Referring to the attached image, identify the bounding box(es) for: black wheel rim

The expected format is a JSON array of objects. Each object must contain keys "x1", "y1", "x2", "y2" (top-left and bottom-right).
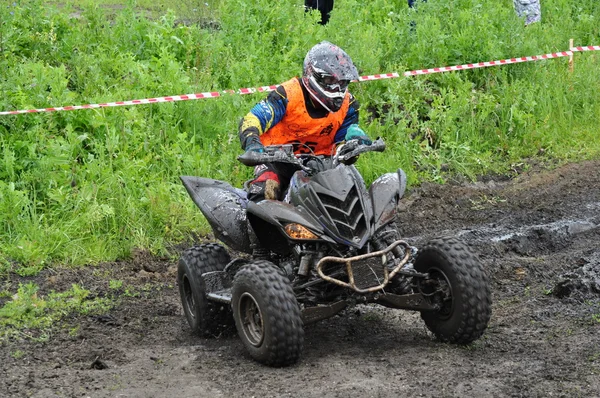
[
  {"x1": 238, "y1": 292, "x2": 264, "y2": 347},
  {"x1": 182, "y1": 274, "x2": 196, "y2": 320},
  {"x1": 420, "y1": 267, "x2": 454, "y2": 320}
]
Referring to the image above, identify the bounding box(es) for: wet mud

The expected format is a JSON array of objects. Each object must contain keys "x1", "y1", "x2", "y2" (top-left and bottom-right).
[{"x1": 2, "y1": 160, "x2": 599, "y2": 398}]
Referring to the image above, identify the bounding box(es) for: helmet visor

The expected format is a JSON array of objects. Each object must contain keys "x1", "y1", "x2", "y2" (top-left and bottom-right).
[{"x1": 314, "y1": 74, "x2": 350, "y2": 94}]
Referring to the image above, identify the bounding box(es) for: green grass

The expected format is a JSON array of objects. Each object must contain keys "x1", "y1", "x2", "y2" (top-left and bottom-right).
[
  {"x1": 0, "y1": 0, "x2": 599, "y2": 273},
  {"x1": 0, "y1": 282, "x2": 113, "y2": 341}
]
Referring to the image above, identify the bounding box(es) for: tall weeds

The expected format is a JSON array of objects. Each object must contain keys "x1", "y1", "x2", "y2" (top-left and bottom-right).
[{"x1": 0, "y1": 0, "x2": 599, "y2": 271}]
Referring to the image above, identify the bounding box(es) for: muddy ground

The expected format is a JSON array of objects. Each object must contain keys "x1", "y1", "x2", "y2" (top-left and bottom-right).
[{"x1": 1, "y1": 160, "x2": 599, "y2": 398}]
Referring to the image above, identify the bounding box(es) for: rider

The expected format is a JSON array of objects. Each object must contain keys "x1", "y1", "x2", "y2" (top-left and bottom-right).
[{"x1": 238, "y1": 41, "x2": 373, "y2": 201}]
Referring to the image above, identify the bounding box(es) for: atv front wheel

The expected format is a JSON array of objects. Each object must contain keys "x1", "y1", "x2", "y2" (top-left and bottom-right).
[
  {"x1": 232, "y1": 260, "x2": 304, "y2": 367},
  {"x1": 177, "y1": 243, "x2": 232, "y2": 336},
  {"x1": 414, "y1": 237, "x2": 491, "y2": 344}
]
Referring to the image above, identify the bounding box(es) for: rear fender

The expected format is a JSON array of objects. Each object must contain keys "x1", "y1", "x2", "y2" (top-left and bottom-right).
[
  {"x1": 369, "y1": 169, "x2": 407, "y2": 231},
  {"x1": 180, "y1": 176, "x2": 252, "y2": 253}
]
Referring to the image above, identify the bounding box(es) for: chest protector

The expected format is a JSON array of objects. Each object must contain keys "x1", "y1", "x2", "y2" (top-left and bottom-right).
[{"x1": 260, "y1": 78, "x2": 350, "y2": 156}]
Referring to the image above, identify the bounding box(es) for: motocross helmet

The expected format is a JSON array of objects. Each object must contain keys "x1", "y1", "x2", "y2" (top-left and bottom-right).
[{"x1": 302, "y1": 41, "x2": 359, "y2": 112}]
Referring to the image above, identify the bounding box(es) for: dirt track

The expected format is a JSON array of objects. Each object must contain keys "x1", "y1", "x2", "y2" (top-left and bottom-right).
[{"x1": 2, "y1": 160, "x2": 599, "y2": 398}]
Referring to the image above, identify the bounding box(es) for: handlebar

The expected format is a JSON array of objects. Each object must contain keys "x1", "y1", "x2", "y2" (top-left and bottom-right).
[
  {"x1": 334, "y1": 138, "x2": 385, "y2": 166},
  {"x1": 237, "y1": 138, "x2": 386, "y2": 170},
  {"x1": 237, "y1": 144, "x2": 300, "y2": 167}
]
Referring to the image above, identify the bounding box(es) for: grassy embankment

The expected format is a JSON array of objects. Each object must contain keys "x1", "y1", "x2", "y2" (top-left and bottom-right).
[{"x1": 0, "y1": 0, "x2": 599, "y2": 275}]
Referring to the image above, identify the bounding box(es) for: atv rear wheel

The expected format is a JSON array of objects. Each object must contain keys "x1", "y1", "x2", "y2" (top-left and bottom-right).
[
  {"x1": 232, "y1": 260, "x2": 304, "y2": 367},
  {"x1": 414, "y1": 237, "x2": 492, "y2": 344},
  {"x1": 177, "y1": 243, "x2": 232, "y2": 336}
]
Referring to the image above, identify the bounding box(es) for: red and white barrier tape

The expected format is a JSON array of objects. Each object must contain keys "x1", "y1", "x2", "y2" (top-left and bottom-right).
[{"x1": 1, "y1": 45, "x2": 598, "y2": 116}]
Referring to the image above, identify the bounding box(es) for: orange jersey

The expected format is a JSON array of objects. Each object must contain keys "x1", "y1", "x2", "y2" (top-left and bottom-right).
[{"x1": 259, "y1": 78, "x2": 350, "y2": 156}]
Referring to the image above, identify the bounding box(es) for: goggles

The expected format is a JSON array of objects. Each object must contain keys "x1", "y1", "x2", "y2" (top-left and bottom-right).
[{"x1": 315, "y1": 74, "x2": 350, "y2": 93}]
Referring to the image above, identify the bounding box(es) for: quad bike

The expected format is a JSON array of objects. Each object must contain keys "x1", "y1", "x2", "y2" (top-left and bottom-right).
[{"x1": 177, "y1": 138, "x2": 492, "y2": 367}]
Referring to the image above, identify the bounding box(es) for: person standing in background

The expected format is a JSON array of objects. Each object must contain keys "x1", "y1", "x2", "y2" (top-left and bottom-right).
[
  {"x1": 305, "y1": 0, "x2": 334, "y2": 25},
  {"x1": 513, "y1": 0, "x2": 541, "y2": 25},
  {"x1": 408, "y1": 0, "x2": 427, "y2": 8}
]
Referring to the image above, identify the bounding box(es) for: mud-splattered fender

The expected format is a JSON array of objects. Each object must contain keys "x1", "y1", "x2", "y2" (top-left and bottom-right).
[
  {"x1": 369, "y1": 169, "x2": 407, "y2": 232},
  {"x1": 180, "y1": 176, "x2": 252, "y2": 253},
  {"x1": 247, "y1": 200, "x2": 330, "y2": 255}
]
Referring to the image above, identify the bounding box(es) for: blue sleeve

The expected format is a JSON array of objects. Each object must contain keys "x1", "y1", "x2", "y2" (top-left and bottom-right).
[
  {"x1": 334, "y1": 94, "x2": 360, "y2": 143},
  {"x1": 238, "y1": 86, "x2": 288, "y2": 148},
  {"x1": 249, "y1": 88, "x2": 288, "y2": 133}
]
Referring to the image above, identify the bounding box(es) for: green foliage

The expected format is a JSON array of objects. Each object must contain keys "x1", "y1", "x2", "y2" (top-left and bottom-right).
[
  {"x1": 0, "y1": 282, "x2": 112, "y2": 340},
  {"x1": 109, "y1": 279, "x2": 123, "y2": 290},
  {"x1": 11, "y1": 349, "x2": 25, "y2": 359},
  {"x1": 0, "y1": 0, "x2": 599, "y2": 268}
]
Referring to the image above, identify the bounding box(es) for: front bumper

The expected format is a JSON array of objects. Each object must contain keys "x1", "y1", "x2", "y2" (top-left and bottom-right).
[{"x1": 315, "y1": 240, "x2": 412, "y2": 293}]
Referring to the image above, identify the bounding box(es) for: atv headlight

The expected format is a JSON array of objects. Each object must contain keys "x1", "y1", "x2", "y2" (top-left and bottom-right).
[{"x1": 284, "y1": 223, "x2": 319, "y2": 240}]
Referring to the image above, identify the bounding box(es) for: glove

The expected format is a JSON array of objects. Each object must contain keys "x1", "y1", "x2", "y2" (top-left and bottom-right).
[
  {"x1": 337, "y1": 139, "x2": 360, "y2": 165},
  {"x1": 345, "y1": 124, "x2": 372, "y2": 146},
  {"x1": 244, "y1": 136, "x2": 264, "y2": 153}
]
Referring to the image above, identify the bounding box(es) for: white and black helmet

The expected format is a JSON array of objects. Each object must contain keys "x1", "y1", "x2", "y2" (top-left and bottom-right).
[{"x1": 302, "y1": 41, "x2": 359, "y2": 112}]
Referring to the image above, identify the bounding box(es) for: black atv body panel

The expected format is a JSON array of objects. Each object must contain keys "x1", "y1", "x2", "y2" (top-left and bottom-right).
[
  {"x1": 287, "y1": 165, "x2": 373, "y2": 248},
  {"x1": 180, "y1": 176, "x2": 253, "y2": 253},
  {"x1": 370, "y1": 169, "x2": 407, "y2": 232},
  {"x1": 246, "y1": 199, "x2": 332, "y2": 255},
  {"x1": 181, "y1": 166, "x2": 406, "y2": 255}
]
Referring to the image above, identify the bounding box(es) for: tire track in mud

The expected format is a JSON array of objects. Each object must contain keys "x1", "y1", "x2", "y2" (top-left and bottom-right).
[{"x1": 398, "y1": 161, "x2": 600, "y2": 304}]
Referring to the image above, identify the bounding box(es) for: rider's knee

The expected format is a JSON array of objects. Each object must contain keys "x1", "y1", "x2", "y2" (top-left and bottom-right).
[{"x1": 247, "y1": 170, "x2": 281, "y2": 201}]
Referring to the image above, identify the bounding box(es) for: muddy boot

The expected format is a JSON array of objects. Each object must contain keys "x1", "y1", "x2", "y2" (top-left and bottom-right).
[{"x1": 264, "y1": 179, "x2": 280, "y2": 200}]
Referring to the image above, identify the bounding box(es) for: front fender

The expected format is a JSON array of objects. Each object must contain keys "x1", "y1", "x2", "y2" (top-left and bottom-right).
[
  {"x1": 180, "y1": 176, "x2": 252, "y2": 253},
  {"x1": 247, "y1": 200, "x2": 327, "y2": 254},
  {"x1": 369, "y1": 169, "x2": 407, "y2": 231}
]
